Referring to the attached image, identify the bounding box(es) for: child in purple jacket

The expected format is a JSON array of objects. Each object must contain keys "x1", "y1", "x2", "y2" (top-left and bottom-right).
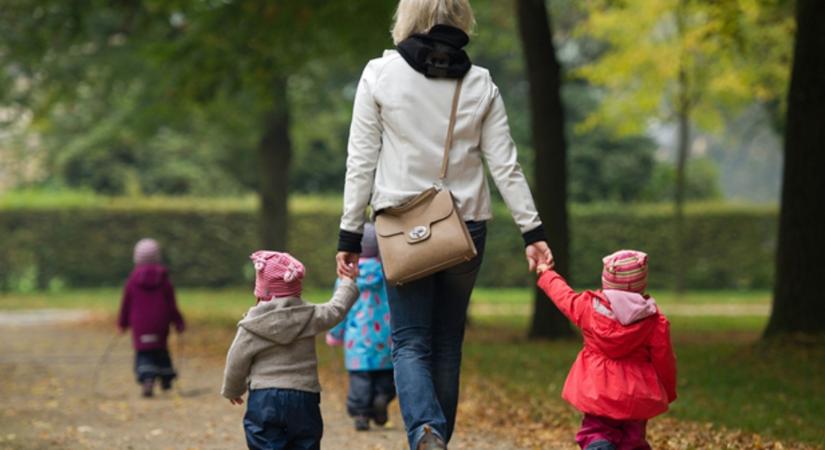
[{"x1": 118, "y1": 238, "x2": 185, "y2": 397}]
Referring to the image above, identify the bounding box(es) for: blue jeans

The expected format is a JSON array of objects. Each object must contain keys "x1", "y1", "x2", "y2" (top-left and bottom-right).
[
  {"x1": 387, "y1": 221, "x2": 487, "y2": 449},
  {"x1": 347, "y1": 370, "x2": 396, "y2": 417},
  {"x1": 243, "y1": 388, "x2": 323, "y2": 450}
]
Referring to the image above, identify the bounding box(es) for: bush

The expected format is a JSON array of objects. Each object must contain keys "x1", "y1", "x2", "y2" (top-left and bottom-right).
[{"x1": 0, "y1": 197, "x2": 777, "y2": 291}]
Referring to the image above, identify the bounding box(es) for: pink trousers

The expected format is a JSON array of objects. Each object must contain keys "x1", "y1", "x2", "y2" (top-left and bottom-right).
[{"x1": 575, "y1": 414, "x2": 651, "y2": 450}]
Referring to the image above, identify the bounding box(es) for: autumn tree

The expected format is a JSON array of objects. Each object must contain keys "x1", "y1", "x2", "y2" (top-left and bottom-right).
[
  {"x1": 764, "y1": 0, "x2": 825, "y2": 337},
  {"x1": 575, "y1": 0, "x2": 792, "y2": 290},
  {"x1": 0, "y1": 1, "x2": 393, "y2": 250}
]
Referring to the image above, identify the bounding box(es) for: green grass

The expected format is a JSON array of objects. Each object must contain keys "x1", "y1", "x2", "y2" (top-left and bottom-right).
[
  {"x1": 0, "y1": 287, "x2": 340, "y2": 327},
  {"x1": 470, "y1": 287, "x2": 771, "y2": 305}
]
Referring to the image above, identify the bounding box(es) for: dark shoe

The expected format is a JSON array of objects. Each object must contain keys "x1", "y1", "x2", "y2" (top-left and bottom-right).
[
  {"x1": 416, "y1": 425, "x2": 446, "y2": 450},
  {"x1": 354, "y1": 415, "x2": 370, "y2": 431},
  {"x1": 372, "y1": 394, "x2": 390, "y2": 426},
  {"x1": 141, "y1": 379, "x2": 154, "y2": 398},
  {"x1": 160, "y1": 378, "x2": 173, "y2": 391},
  {"x1": 585, "y1": 440, "x2": 616, "y2": 450}
]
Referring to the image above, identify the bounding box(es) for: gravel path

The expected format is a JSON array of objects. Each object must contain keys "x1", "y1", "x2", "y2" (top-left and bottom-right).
[{"x1": 0, "y1": 311, "x2": 525, "y2": 450}]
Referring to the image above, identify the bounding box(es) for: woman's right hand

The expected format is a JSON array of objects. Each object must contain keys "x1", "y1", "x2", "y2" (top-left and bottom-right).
[{"x1": 336, "y1": 251, "x2": 360, "y2": 279}]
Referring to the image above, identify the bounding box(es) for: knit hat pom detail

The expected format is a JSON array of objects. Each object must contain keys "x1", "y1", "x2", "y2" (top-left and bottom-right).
[{"x1": 249, "y1": 251, "x2": 305, "y2": 300}]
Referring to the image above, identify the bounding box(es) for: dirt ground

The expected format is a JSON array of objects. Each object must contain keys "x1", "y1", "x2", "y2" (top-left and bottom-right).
[{"x1": 0, "y1": 311, "x2": 524, "y2": 450}]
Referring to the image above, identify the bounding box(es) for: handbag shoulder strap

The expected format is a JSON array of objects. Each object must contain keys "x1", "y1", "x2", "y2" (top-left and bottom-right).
[{"x1": 439, "y1": 78, "x2": 464, "y2": 181}]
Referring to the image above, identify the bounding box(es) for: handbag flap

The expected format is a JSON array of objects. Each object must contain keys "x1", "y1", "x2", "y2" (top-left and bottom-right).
[{"x1": 375, "y1": 189, "x2": 456, "y2": 243}]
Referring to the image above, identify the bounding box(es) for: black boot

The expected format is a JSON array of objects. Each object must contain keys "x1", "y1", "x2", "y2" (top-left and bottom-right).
[
  {"x1": 416, "y1": 425, "x2": 446, "y2": 450},
  {"x1": 141, "y1": 379, "x2": 154, "y2": 398},
  {"x1": 372, "y1": 394, "x2": 390, "y2": 426},
  {"x1": 354, "y1": 415, "x2": 370, "y2": 431}
]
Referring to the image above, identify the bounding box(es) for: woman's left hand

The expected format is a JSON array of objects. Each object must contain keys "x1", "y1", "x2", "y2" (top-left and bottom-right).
[
  {"x1": 525, "y1": 241, "x2": 554, "y2": 272},
  {"x1": 336, "y1": 251, "x2": 360, "y2": 279}
]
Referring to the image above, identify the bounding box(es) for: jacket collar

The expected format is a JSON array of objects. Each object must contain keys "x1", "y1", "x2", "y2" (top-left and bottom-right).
[{"x1": 396, "y1": 25, "x2": 472, "y2": 79}]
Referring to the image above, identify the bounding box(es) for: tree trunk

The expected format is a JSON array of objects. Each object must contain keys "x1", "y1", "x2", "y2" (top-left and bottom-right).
[
  {"x1": 516, "y1": 0, "x2": 573, "y2": 340},
  {"x1": 673, "y1": 63, "x2": 690, "y2": 294},
  {"x1": 673, "y1": 0, "x2": 691, "y2": 294},
  {"x1": 258, "y1": 76, "x2": 291, "y2": 250},
  {"x1": 764, "y1": 0, "x2": 825, "y2": 337}
]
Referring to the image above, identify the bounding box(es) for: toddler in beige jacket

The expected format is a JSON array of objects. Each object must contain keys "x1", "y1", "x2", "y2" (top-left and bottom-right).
[{"x1": 222, "y1": 251, "x2": 359, "y2": 449}]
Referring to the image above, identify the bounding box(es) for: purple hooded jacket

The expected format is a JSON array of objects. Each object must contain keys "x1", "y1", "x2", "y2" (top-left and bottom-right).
[{"x1": 117, "y1": 264, "x2": 185, "y2": 351}]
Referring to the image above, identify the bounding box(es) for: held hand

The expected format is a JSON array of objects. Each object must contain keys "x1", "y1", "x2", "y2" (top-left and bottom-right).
[
  {"x1": 336, "y1": 252, "x2": 360, "y2": 279},
  {"x1": 536, "y1": 262, "x2": 554, "y2": 275},
  {"x1": 525, "y1": 241, "x2": 554, "y2": 272},
  {"x1": 229, "y1": 397, "x2": 244, "y2": 406}
]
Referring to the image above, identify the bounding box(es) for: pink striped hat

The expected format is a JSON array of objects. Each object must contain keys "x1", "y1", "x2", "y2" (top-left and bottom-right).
[
  {"x1": 250, "y1": 251, "x2": 305, "y2": 301},
  {"x1": 601, "y1": 250, "x2": 648, "y2": 293}
]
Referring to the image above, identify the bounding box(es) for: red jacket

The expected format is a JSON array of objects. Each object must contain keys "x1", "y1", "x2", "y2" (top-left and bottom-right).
[
  {"x1": 537, "y1": 270, "x2": 677, "y2": 420},
  {"x1": 118, "y1": 264, "x2": 185, "y2": 351}
]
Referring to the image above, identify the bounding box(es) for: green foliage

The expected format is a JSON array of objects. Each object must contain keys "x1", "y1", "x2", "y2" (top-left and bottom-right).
[
  {"x1": 568, "y1": 135, "x2": 657, "y2": 202},
  {"x1": 576, "y1": 0, "x2": 792, "y2": 135},
  {"x1": 0, "y1": 197, "x2": 776, "y2": 291},
  {"x1": 642, "y1": 157, "x2": 723, "y2": 202}
]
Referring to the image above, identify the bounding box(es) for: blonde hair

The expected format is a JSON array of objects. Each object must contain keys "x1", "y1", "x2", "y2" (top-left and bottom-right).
[{"x1": 391, "y1": 0, "x2": 476, "y2": 45}]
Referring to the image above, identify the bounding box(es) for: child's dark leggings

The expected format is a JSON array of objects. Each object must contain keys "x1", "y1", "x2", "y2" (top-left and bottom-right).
[
  {"x1": 346, "y1": 369, "x2": 396, "y2": 417},
  {"x1": 576, "y1": 414, "x2": 650, "y2": 450},
  {"x1": 244, "y1": 388, "x2": 322, "y2": 450},
  {"x1": 134, "y1": 349, "x2": 176, "y2": 385}
]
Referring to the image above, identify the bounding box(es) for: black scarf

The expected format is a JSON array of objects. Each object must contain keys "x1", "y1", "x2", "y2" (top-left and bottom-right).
[{"x1": 396, "y1": 25, "x2": 472, "y2": 79}]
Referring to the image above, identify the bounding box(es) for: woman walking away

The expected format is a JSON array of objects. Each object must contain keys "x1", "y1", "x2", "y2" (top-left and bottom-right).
[
  {"x1": 335, "y1": 1, "x2": 554, "y2": 448},
  {"x1": 118, "y1": 238, "x2": 185, "y2": 398}
]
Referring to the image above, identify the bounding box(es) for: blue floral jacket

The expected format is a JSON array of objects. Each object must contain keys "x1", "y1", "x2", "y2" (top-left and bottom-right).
[{"x1": 327, "y1": 257, "x2": 392, "y2": 371}]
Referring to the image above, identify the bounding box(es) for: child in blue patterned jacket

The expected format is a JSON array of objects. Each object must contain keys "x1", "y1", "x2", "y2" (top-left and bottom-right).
[{"x1": 326, "y1": 223, "x2": 395, "y2": 431}]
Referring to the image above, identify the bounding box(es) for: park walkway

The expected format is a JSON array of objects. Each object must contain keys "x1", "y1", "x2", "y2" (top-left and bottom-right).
[{"x1": 0, "y1": 311, "x2": 525, "y2": 450}]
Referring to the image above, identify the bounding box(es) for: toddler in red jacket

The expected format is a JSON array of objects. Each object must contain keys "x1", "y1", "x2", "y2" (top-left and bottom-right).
[
  {"x1": 118, "y1": 238, "x2": 185, "y2": 398},
  {"x1": 537, "y1": 250, "x2": 676, "y2": 450}
]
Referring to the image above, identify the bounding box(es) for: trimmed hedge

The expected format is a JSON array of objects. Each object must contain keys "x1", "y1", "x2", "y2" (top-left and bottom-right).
[{"x1": 0, "y1": 199, "x2": 777, "y2": 291}]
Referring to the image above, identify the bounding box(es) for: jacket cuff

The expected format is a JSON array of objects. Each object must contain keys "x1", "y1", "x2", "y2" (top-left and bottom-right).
[
  {"x1": 522, "y1": 224, "x2": 547, "y2": 246},
  {"x1": 338, "y1": 229, "x2": 363, "y2": 253}
]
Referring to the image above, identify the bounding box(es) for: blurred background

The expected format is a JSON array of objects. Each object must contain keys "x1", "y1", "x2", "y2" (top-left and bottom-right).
[{"x1": 0, "y1": 1, "x2": 822, "y2": 449}]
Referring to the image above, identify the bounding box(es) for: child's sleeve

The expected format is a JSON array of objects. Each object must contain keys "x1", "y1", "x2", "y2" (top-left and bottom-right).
[
  {"x1": 117, "y1": 285, "x2": 131, "y2": 330},
  {"x1": 536, "y1": 270, "x2": 589, "y2": 328},
  {"x1": 326, "y1": 279, "x2": 348, "y2": 345},
  {"x1": 221, "y1": 327, "x2": 261, "y2": 400},
  {"x1": 301, "y1": 279, "x2": 360, "y2": 337},
  {"x1": 649, "y1": 314, "x2": 678, "y2": 403},
  {"x1": 165, "y1": 280, "x2": 185, "y2": 333}
]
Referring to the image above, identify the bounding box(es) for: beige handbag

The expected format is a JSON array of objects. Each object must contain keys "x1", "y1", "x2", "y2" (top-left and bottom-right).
[{"x1": 375, "y1": 79, "x2": 477, "y2": 286}]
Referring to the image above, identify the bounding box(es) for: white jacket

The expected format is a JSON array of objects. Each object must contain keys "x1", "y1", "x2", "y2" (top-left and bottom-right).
[{"x1": 340, "y1": 50, "x2": 543, "y2": 238}]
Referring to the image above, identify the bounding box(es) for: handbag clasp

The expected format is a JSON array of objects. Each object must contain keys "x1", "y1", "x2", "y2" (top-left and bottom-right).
[{"x1": 408, "y1": 225, "x2": 429, "y2": 241}]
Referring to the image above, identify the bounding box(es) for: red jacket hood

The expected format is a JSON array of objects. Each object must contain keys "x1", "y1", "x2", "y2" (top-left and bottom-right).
[
  {"x1": 587, "y1": 290, "x2": 659, "y2": 359},
  {"x1": 130, "y1": 264, "x2": 168, "y2": 289}
]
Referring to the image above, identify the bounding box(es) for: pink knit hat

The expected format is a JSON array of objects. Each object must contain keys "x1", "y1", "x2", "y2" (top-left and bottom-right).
[
  {"x1": 602, "y1": 250, "x2": 648, "y2": 293},
  {"x1": 250, "y1": 251, "x2": 305, "y2": 301},
  {"x1": 134, "y1": 238, "x2": 161, "y2": 265}
]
